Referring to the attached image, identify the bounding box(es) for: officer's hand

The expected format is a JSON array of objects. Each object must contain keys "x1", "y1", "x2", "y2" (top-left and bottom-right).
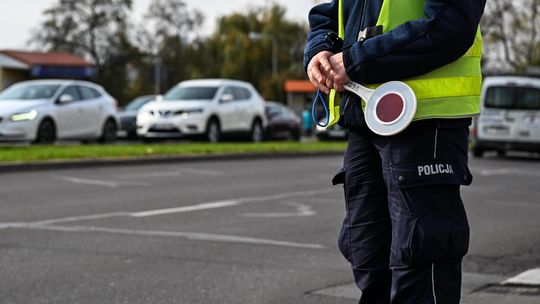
[
  {"x1": 329, "y1": 53, "x2": 350, "y2": 92},
  {"x1": 307, "y1": 51, "x2": 334, "y2": 94}
]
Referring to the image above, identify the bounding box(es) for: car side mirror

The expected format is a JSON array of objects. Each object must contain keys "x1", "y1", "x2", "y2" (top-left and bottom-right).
[
  {"x1": 155, "y1": 95, "x2": 163, "y2": 102},
  {"x1": 220, "y1": 94, "x2": 234, "y2": 103},
  {"x1": 58, "y1": 94, "x2": 75, "y2": 104}
]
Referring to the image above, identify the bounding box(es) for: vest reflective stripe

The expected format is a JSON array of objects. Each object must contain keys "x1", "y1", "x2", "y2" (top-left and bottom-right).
[
  {"x1": 326, "y1": 0, "x2": 346, "y2": 128},
  {"x1": 372, "y1": 0, "x2": 483, "y2": 120}
]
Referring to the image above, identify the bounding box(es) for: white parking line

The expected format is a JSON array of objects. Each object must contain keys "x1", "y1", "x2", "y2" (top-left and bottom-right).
[
  {"x1": 55, "y1": 176, "x2": 121, "y2": 188},
  {"x1": 476, "y1": 168, "x2": 540, "y2": 177},
  {"x1": 130, "y1": 200, "x2": 242, "y2": 217},
  {"x1": 129, "y1": 189, "x2": 333, "y2": 218},
  {"x1": 18, "y1": 225, "x2": 325, "y2": 249},
  {"x1": 30, "y1": 212, "x2": 130, "y2": 226},
  {"x1": 54, "y1": 176, "x2": 149, "y2": 188},
  {"x1": 243, "y1": 202, "x2": 316, "y2": 218},
  {"x1": 503, "y1": 268, "x2": 540, "y2": 286},
  {"x1": 117, "y1": 168, "x2": 225, "y2": 179}
]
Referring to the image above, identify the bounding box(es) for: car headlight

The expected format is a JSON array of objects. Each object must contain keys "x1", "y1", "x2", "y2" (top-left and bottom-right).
[
  {"x1": 178, "y1": 109, "x2": 204, "y2": 118},
  {"x1": 10, "y1": 110, "x2": 38, "y2": 122}
]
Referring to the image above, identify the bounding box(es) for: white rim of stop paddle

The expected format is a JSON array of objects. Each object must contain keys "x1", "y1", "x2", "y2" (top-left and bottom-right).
[{"x1": 365, "y1": 81, "x2": 417, "y2": 136}]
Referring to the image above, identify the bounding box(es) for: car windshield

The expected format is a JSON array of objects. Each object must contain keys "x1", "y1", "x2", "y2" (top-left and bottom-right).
[
  {"x1": 0, "y1": 84, "x2": 60, "y2": 100},
  {"x1": 163, "y1": 86, "x2": 218, "y2": 101},
  {"x1": 124, "y1": 96, "x2": 155, "y2": 111},
  {"x1": 486, "y1": 86, "x2": 540, "y2": 110}
]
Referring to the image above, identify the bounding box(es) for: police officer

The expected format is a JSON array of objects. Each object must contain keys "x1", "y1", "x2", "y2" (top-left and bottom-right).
[{"x1": 304, "y1": 0, "x2": 486, "y2": 303}]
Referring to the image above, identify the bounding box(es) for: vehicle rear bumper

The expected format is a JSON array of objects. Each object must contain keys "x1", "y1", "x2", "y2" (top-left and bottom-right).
[{"x1": 475, "y1": 139, "x2": 540, "y2": 152}]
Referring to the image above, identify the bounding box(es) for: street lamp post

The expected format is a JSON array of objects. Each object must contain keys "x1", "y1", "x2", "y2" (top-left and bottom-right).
[{"x1": 248, "y1": 32, "x2": 278, "y2": 78}]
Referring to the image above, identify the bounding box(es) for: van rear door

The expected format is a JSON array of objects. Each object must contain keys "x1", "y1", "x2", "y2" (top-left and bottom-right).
[
  {"x1": 478, "y1": 86, "x2": 516, "y2": 142},
  {"x1": 516, "y1": 86, "x2": 540, "y2": 143}
]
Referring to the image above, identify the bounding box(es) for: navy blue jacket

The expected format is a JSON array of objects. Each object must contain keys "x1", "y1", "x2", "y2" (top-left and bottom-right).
[{"x1": 304, "y1": 0, "x2": 486, "y2": 128}]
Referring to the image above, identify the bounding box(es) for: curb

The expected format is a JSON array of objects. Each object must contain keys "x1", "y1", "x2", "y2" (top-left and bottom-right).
[{"x1": 0, "y1": 151, "x2": 345, "y2": 174}]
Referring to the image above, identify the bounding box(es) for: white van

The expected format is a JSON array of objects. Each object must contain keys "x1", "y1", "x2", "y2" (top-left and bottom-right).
[{"x1": 471, "y1": 76, "x2": 540, "y2": 157}]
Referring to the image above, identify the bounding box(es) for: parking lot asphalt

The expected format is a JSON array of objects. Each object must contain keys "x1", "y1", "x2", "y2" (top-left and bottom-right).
[{"x1": 0, "y1": 153, "x2": 539, "y2": 303}]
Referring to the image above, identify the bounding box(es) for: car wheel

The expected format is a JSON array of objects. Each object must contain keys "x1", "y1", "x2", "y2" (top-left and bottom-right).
[
  {"x1": 472, "y1": 146, "x2": 484, "y2": 158},
  {"x1": 291, "y1": 129, "x2": 301, "y2": 141},
  {"x1": 35, "y1": 119, "x2": 56, "y2": 144},
  {"x1": 206, "y1": 119, "x2": 221, "y2": 143},
  {"x1": 99, "y1": 119, "x2": 117, "y2": 143},
  {"x1": 250, "y1": 120, "x2": 263, "y2": 143}
]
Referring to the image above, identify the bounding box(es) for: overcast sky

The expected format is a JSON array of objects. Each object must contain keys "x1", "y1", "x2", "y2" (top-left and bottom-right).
[{"x1": 0, "y1": 0, "x2": 319, "y2": 50}]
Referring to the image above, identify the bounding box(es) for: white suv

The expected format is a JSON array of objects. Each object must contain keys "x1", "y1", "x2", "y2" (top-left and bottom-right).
[
  {"x1": 137, "y1": 79, "x2": 267, "y2": 142},
  {"x1": 0, "y1": 80, "x2": 119, "y2": 143}
]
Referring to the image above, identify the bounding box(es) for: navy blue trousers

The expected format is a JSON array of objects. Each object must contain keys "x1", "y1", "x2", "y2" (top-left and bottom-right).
[{"x1": 333, "y1": 120, "x2": 472, "y2": 304}]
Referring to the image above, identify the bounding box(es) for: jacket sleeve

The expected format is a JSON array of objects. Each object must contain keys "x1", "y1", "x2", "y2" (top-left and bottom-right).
[
  {"x1": 343, "y1": 0, "x2": 486, "y2": 84},
  {"x1": 303, "y1": 1, "x2": 340, "y2": 72}
]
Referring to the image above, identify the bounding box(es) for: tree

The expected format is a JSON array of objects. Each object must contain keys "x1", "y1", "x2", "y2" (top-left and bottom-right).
[
  {"x1": 32, "y1": 0, "x2": 139, "y2": 102},
  {"x1": 136, "y1": 0, "x2": 204, "y2": 92},
  {"x1": 33, "y1": 0, "x2": 133, "y2": 67},
  {"x1": 482, "y1": 0, "x2": 540, "y2": 73},
  {"x1": 212, "y1": 3, "x2": 308, "y2": 100}
]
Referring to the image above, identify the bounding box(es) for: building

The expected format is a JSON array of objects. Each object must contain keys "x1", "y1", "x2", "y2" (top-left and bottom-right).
[
  {"x1": 0, "y1": 50, "x2": 95, "y2": 91},
  {"x1": 284, "y1": 80, "x2": 318, "y2": 114}
]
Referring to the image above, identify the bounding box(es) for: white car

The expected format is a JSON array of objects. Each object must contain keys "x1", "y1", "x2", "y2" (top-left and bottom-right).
[
  {"x1": 472, "y1": 76, "x2": 540, "y2": 157},
  {"x1": 0, "y1": 80, "x2": 119, "y2": 143},
  {"x1": 137, "y1": 79, "x2": 267, "y2": 142}
]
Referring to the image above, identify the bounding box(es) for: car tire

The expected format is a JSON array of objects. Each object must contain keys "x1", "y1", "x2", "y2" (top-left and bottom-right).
[
  {"x1": 250, "y1": 120, "x2": 263, "y2": 143},
  {"x1": 99, "y1": 119, "x2": 117, "y2": 143},
  {"x1": 472, "y1": 146, "x2": 484, "y2": 158},
  {"x1": 35, "y1": 119, "x2": 56, "y2": 144},
  {"x1": 205, "y1": 118, "x2": 221, "y2": 143},
  {"x1": 291, "y1": 129, "x2": 301, "y2": 141}
]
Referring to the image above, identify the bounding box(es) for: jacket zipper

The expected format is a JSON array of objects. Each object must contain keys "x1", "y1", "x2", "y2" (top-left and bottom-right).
[
  {"x1": 343, "y1": 1, "x2": 367, "y2": 117},
  {"x1": 357, "y1": 0, "x2": 369, "y2": 41}
]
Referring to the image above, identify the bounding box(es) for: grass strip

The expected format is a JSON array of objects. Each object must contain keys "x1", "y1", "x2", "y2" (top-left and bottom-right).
[{"x1": 0, "y1": 141, "x2": 346, "y2": 163}]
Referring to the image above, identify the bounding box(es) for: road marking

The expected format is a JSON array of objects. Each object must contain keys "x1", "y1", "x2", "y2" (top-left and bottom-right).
[
  {"x1": 117, "y1": 168, "x2": 225, "y2": 179},
  {"x1": 243, "y1": 202, "x2": 316, "y2": 218},
  {"x1": 17, "y1": 225, "x2": 325, "y2": 249},
  {"x1": 503, "y1": 268, "x2": 540, "y2": 286},
  {"x1": 54, "y1": 176, "x2": 121, "y2": 188},
  {"x1": 30, "y1": 212, "x2": 130, "y2": 226},
  {"x1": 477, "y1": 168, "x2": 540, "y2": 177},
  {"x1": 130, "y1": 200, "x2": 242, "y2": 217},
  {"x1": 129, "y1": 189, "x2": 333, "y2": 218},
  {"x1": 54, "y1": 176, "x2": 149, "y2": 188}
]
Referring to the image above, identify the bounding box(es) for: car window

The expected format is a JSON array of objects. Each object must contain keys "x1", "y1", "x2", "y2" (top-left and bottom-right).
[
  {"x1": 79, "y1": 86, "x2": 102, "y2": 100},
  {"x1": 125, "y1": 96, "x2": 154, "y2": 111},
  {"x1": 164, "y1": 86, "x2": 218, "y2": 101},
  {"x1": 485, "y1": 87, "x2": 515, "y2": 109},
  {"x1": 61, "y1": 86, "x2": 82, "y2": 101},
  {"x1": 519, "y1": 87, "x2": 540, "y2": 110},
  {"x1": 266, "y1": 105, "x2": 285, "y2": 117},
  {"x1": 233, "y1": 87, "x2": 252, "y2": 100},
  {"x1": 486, "y1": 86, "x2": 540, "y2": 110},
  {"x1": 221, "y1": 87, "x2": 238, "y2": 101},
  {"x1": 0, "y1": 84, "x2": 60, "y2": 100}
]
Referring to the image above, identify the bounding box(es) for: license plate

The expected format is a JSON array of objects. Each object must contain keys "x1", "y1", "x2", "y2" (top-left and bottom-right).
[
  {"x1": 153, "y1": 123, "x2": 175, "y2": 130},
  {"x1": 485, "y1": 126, "x2": 509, "y2": 136}
]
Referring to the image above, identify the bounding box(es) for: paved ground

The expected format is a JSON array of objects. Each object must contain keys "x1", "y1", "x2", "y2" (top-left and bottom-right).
[{"x1": 0, "y1": 152, "x2": 539, "y2": 303}]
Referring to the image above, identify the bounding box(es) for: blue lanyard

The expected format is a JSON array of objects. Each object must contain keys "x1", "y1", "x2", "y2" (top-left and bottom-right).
[{"x1": 312, "y1": 89, "x2": 330, "y2": 128}]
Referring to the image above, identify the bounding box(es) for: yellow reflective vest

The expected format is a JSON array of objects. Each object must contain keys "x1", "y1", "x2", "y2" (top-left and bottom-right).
[{"x1": 328, "y1": 0, "x2": 483, "y2": 127}]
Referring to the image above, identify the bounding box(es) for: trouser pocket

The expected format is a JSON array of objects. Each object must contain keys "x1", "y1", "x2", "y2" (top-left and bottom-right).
[{"x1": 389, "y1": 160, "x2": 472, "y2": 266}]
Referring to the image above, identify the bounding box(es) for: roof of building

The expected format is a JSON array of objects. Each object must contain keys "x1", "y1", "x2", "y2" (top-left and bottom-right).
[
  {"x1": 284, "y1": 80, "x2": 317, "y2": 93},
  {"x1": 0, "y1": 50, "x2": 93, "y2": 67}
]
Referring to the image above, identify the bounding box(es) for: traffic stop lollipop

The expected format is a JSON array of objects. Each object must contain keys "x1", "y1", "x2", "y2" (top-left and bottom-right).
[{"x1": 344, "y1": 81, "x2": 417, "y2": 136}]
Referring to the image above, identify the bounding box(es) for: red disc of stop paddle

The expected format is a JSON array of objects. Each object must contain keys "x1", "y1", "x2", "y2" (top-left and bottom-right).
[{"x1": 375, "y1": 93, "x2": 405, "y2": 124}]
